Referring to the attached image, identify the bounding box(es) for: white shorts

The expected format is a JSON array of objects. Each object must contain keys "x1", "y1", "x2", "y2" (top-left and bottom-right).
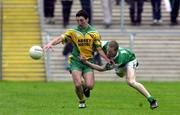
[
  {"x1": 126, "y1": 59, "x2": 138, "y2": 69},
  {"x1": 115, "y1": 59, "x2": 138, "y2": 77}
]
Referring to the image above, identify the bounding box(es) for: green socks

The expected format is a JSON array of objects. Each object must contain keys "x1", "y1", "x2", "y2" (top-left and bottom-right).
[{"x1": 147, "y1": 96, "x2": 154, "y2": 103}]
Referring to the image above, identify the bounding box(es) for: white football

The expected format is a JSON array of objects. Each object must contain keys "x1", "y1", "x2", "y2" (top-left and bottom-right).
[{"x1": 29, "y1": 45, "x2": 43, "y2": 60}]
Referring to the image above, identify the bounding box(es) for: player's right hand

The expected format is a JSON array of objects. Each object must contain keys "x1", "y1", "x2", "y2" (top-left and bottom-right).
[{"x1": 43, "y1": 43, "x2": 53, "y2": 51}]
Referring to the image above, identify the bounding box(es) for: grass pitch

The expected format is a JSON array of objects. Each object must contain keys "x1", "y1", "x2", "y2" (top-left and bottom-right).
[{"x1": 0, "y1": 81, "x2": 179, "y2": 115}]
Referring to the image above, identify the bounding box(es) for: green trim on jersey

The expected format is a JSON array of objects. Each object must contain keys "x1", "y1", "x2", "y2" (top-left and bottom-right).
[
  {"x1": 67, "y1": 25, "x2": 100, "y2": 60},
  {"x1": 76, "y1": 25, "x2": 98, "y2": 35}
]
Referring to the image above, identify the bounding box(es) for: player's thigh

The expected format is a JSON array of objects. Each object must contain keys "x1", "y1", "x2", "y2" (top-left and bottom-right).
[
  {"x1": 83, "y1": 71, "x2": 94, "y2": 88},
  {"x1": 69, "y1": 57, "x2": 82, "y2": 71},
  {"x1": 125, "y1": 59, "x2": 138, "y2": 81},
  {"x1": 126, "y1": 67, "x2": 136, "y2": 82},
  {"x1": 71, "y1": 70, "x2": 83, "y2": 87}
]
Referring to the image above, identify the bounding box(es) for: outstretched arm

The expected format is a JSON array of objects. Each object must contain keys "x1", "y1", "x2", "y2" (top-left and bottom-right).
[
  {"x1": 43, "y1": 35, "x2": 64, "y2": 50},
  {"x1": 96, "y1": 48, "x2": 111, "y2": 64},
  {"x1": 85, "y1": 61, "x2": 106, "y2": 72},
  {"x1": 80, "y1": 55, "x2": 106, "y2": 71}
]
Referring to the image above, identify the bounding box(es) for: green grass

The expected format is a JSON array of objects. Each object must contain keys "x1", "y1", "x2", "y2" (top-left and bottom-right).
[{"x1": 0, "y1": 81, "x2": 180, "y2": 115}]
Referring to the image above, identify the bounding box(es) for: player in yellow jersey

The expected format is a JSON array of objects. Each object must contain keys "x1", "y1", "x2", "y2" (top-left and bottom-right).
[{"x1": 43, "y1": 10, "x2": 110, "y2": 108}]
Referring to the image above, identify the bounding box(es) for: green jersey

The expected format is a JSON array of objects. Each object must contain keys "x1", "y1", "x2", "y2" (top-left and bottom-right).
[{"x1": 102, "y1": 41, "x2": 136, "y2": 70}]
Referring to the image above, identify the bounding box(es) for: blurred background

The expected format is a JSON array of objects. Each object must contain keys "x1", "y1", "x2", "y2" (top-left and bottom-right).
[{"x1": 1, "y1": 0, "x2": 180, "y2": 81}]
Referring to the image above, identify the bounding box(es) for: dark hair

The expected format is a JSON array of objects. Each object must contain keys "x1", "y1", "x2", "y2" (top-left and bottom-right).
[
  {"x1": 76, "y1": 9, "x2": 89, "y2": 19},
  {"x1": 109, "y1": 41, "x2": 119, "y2": 52}
]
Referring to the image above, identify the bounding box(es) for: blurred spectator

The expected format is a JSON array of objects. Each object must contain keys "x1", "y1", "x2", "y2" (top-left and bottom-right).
[
  {"x1": 151, "y1": 0, "x2": 162, "y2": 25},
  {"x1": 80, "y1": 0, "x2": 92, "y2": 24},
  {"x1": 44, "y1": 0, "x2": 56, "y2": 24},
  {"x1": 129, "y1": 0, "x2": 144, "y2": 25},
  {"x1": 116, "y1": 0, "x2": 120, "y2": 5},
  {"x1": 169, "y1": 0, "x2": 180, "y2": 25},
  {"x1": 102, "y1": 0, "x2": 113, "y2": 29},
  {"x1": 63, "y1": 43, "x2": 73, "y2": 70},
  {"x1": 125, "y1": 0, "x2": 130, "y2": 4},
  {"x1": 61, "y1": 0, "x2": 73, "y2": 28}
]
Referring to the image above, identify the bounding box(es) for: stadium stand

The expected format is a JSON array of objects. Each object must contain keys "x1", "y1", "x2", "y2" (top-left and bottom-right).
[
  {"x1": 42, "y1": 0, "x2": 180, "y2": 81},
  {"x1": 1, "y1": 0, "x2": 180, "y2": 81},
  {"x1": 52, "y1": 0, "x2": 180, "y2": 30},
  {"x1": 2, "y1": 0, "x2": 45, "y2": 81}
]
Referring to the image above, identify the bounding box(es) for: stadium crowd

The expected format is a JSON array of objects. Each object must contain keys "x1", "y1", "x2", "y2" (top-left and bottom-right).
[{"x1": 43, "y1": 0, "x2": 180, "y2": 27}]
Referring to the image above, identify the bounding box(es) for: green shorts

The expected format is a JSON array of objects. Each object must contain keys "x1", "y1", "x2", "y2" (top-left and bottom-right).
[{"x1": 69, "y1": 56, "x2": 94, "y2": 74}]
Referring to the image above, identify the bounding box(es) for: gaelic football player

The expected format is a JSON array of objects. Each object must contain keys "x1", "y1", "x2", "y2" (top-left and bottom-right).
[
  {"x1": 81, "y1": 40, "x2": 158, "y2": 109},
  {"x1": 43, "y1": 10, "x2": 110, "y2": 108}
]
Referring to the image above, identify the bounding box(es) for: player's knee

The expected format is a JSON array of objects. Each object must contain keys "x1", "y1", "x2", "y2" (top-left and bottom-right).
[
  {"x1": 74, "y1": 81, "x2": 82, "y2": 88},
  {"x1": 127, "y1": 80, "x2": 136, "y2": 87},
  {"x1": 86, "y1": 83, "x2": 94, "y2": 90}
]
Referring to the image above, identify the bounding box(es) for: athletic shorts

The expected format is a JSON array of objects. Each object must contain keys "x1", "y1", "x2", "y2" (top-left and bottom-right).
[
  {"x1": 68, "y1": 56, "x2": 94, "y2": 74},
  {"x1": 115, "y1": 59, "x2": 138, "y2": 77}
]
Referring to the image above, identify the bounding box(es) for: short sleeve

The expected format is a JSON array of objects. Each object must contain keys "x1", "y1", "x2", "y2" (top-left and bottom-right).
[
  {"x1": 62, "y1": 30, "x2": 73, "y2": 44},
  {"x1": 93, "y1": 32, "x2": 102, "y2": 48}
]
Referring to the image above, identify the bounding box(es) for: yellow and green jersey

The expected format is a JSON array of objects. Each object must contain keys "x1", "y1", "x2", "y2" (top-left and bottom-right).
[{"x1": 62, "y1": 25, "x2": 101, "y2": 60}]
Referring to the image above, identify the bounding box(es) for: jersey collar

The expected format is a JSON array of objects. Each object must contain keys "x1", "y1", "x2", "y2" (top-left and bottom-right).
[
  {"x1": 77, "y1": 24, "x2": 90, "y2": 31},
  {"x1": 113, "y1": 51, "x2": 119, "y2": 60}
]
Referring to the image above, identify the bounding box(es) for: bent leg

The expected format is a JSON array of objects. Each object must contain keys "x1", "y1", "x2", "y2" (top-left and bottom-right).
[
  {"x1": 126, "y1": 67, "x2": 151, "y2": 98},
  {"x1": 125, "y1": 60, "x2": 158, "y2": 109},
  {"x1": 71, "y1": 70, "x2": 85, "y2": 102}
]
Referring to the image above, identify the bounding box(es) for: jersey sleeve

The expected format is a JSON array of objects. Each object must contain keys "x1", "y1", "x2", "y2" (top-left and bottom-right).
[
  {"x1": 93, "y1": 32, "x2": 102, "y2": 48},
  {"x1": 61, "y1": 30, "x2": 73, "y2": 44},
  {"x1": 101, "y1": 41, "x2": 108, "y2": 47},
  {"x1": 102, "y1": 41, "x2": 109, "y2": 53}
]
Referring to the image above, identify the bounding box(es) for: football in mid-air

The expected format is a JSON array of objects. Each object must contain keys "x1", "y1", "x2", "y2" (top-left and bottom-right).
[{"x1": 29, "y1": 45, "x2": 43, "y2": 60}]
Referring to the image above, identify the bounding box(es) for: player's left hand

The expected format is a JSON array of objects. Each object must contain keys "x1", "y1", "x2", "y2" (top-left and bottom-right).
[
  {"x1": 110, "y1": 59, "x2": 115, "y2": 65},
  {"x1": 80, "y1": 55, "x2": 87, "y2": 63}
]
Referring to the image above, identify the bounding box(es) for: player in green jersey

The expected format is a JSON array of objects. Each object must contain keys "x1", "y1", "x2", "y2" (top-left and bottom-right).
[
  {"x1": 81, "y1": 40, "x2": 158, "y2": 109},
  {"x1": 43, "y1": 10, "x2": 110, "y2": 108}
]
